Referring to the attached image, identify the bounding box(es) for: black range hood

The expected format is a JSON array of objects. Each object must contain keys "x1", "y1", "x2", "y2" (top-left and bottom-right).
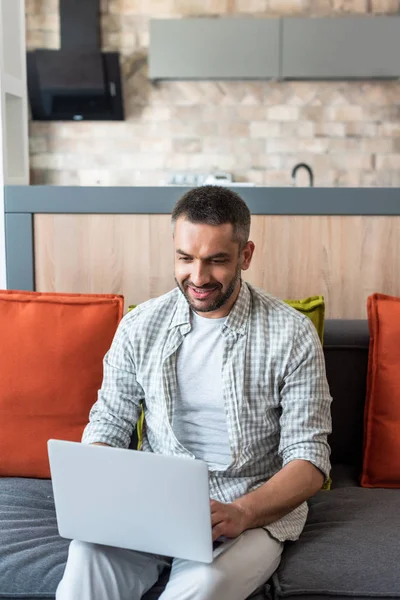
[{"x1": 27, "y1": 0, "x2": 124, "y2": 121}]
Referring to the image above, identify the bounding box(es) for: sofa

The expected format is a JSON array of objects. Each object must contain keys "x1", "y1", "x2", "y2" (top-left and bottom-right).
[{"x1": 1, "y1": 319, "x2": 399, "y2": 600}]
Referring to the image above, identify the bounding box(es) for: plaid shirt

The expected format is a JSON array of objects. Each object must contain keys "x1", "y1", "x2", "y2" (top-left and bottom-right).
[{"x1": 82, "y1": 282, "x2": 332, "y2": 542}]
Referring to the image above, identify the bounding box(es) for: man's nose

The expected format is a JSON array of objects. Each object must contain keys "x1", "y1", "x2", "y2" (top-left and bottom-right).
[{"x1": 190, "y1": 262, "x2": 211, "y2": 287}]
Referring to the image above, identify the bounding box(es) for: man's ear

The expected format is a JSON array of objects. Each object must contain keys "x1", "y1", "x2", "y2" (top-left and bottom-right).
[{"x1": 241, "y1": 241, "x2": 255, "y2": 271}]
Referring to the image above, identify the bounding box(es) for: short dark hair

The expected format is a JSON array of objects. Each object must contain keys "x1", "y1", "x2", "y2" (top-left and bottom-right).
[{"x1": 171, "y1": 185, "x2": 251, "y2": 248}]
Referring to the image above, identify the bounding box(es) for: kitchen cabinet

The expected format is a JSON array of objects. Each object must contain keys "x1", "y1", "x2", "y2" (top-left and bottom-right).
[
  {"x1": 281, "y1": 16, "x2": 400, "y2": 79},
  {"x1": 149, "y1": 16, "x2": 400, "y2": 81},
  {"x1": 149, "y1": 18, "x2": 280, "y2": 80}
]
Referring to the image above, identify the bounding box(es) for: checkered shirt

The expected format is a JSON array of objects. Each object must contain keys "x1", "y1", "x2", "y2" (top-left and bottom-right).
[{"x1": 82, "y1": 282, "x2": 332, "y2": 542}]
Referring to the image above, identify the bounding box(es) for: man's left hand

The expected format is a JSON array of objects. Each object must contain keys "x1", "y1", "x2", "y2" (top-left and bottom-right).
[{"x1": 210, "y1": 499, "x2": 250, "y2": 542}]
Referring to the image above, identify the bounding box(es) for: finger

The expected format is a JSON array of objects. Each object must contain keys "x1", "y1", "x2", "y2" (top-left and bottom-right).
[
  {"x1": 212, "y1": 522, "x2": 225, "y2": 542},
  {"x1": 211, "y1": 511, "x2": 224, "y2": 527}
]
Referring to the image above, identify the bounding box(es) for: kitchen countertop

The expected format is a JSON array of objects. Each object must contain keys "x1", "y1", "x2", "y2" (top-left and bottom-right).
[{"x1": 4, "y1": 185, "x2": 400, "y2": 215}]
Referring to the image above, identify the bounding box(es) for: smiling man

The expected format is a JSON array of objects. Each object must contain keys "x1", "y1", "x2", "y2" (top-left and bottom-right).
[{"x1": 57, "y1": 185, "x2": 332, "y2": 600}]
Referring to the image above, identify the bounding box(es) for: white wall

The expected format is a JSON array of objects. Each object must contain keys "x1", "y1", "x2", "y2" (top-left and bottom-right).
[{"x1": 0, "y1": 0, "x2": 29, "y2": 289}]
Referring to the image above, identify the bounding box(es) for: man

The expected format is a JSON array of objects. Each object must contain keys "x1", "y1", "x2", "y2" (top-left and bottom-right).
[{"x1": 56, "y1": 185, "x2": 332, "y2": 600}]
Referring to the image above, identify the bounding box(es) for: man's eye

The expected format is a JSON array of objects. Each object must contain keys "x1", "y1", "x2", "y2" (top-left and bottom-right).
[
  {"x1": 179, "y1": 257, "x2": 192, "y2": 262},
  {"x1": 212, "y1": 260, "x2": 228, "y2": 264}
]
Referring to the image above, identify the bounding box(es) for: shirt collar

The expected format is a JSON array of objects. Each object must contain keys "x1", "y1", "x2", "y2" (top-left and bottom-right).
[
  {"x1": 224, "y1": 281, "x2": 251, "y2": 336},
  {"x1": 169, "y1": 281, "x2": 251, "y2": 335},
  {"x1": 169, "y1": 288, "x2": 191, "y2": 330}
]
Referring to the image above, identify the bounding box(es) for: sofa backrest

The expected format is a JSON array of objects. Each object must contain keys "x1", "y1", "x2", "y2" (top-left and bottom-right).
[{"x1": 323, "y1": 320, "x2": 369, "y2": 471}]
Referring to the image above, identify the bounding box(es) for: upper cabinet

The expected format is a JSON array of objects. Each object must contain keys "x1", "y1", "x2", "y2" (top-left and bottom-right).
[
  {"x1": 149, "y1": 16, "x2": 400, "y2": 81},
  {"x1": 281, "y1": 17, "x2": 400, "y2": 79},
  {"x1": 149, "y1": 18, "x2": 280, "y2": 80}
]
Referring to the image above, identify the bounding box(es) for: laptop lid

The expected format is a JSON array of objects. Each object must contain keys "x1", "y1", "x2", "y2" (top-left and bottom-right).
[{"x1": 48, "y1": 439, "x2": 213, "y2": 563}]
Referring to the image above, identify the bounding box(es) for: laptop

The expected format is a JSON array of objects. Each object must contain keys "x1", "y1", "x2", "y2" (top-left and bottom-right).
[{"x1": 47, "y1": 439, "x2": 214, "y2": 563}]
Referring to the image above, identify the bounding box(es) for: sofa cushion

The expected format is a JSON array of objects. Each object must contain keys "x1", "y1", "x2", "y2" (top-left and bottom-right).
[
  {"x1": 0, "y1": 477, "x2": 69, "y2": 599},
  {"x1": 273, "y1": 486, "x2": 400, "y2": 600},
  {"x1": 362, "y1": 293, "x2": 400, "y2": 487},
  {"x1": 0, "y1": 290, "x2": 123, "y2": 478}
]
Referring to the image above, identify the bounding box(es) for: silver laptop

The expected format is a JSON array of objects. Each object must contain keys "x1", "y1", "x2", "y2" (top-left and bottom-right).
[{"x1": 47, "y1": 439, "x2": 213, "y2": 563}]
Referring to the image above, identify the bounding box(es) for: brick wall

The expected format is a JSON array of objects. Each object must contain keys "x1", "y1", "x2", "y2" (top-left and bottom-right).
[{"x1": 26, "y1": 0, "x2": 400, "y2": 187}]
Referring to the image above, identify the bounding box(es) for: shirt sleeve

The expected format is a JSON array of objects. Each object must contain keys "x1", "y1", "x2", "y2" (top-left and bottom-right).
[
  {"x1": 278, "y1": 316, "x2": 332, "y2": 482},
  {"x1": 81, "y1": 317, "x2": 143, "y2": 448}
]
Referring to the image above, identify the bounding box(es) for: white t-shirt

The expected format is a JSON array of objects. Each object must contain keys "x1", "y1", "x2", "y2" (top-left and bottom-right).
[{"x1": 172, "y1": 310, "x2": 232, "y2": 470}]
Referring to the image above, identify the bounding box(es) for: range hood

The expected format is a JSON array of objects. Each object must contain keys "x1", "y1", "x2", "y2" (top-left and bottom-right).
[{"x1": 27, "y1": 0, "x2": 124, "y2": 121}]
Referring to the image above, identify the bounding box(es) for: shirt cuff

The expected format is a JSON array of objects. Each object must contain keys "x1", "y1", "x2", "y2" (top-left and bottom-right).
[{"x1": 282, "y1": 442, "x2": 331, "y2": 483}]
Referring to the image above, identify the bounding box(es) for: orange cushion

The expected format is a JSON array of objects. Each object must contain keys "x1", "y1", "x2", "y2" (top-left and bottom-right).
[
  {"x1": 361, "y1": 293, "x2": 400, "y2": 488},
  {"x1": 0, "y1": 290, "x2": 123, "y2": 478}
]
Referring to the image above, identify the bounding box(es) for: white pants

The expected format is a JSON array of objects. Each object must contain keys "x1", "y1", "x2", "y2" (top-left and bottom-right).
[{"x1": 56, "y1": 529, "x2": 283, "y2": 600}]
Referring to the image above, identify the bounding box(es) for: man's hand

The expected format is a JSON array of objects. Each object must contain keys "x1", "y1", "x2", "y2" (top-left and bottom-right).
[{"x1": 210, "y1": 499, "x2": 250, "y2": 542}]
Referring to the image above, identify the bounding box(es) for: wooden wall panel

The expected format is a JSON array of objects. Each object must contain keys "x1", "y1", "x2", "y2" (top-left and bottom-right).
[
  {"x1": 246, "y1": 215, "x2": 400, "y2": 319},
  {"x1": 34, "y1": 215, "x2": 176, "y2": 306},
  {"x1": 34, "y1": 214, "x2": 400, "y2": 319}
]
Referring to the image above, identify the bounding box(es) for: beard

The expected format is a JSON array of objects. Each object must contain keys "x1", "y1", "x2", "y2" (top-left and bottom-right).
[{"x1": 175, "y1": 264, "x2": 241, "y2": 314}]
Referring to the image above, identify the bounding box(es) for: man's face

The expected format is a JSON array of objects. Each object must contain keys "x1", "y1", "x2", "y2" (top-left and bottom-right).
[{"x1": 174, "y1": 218, "x2": 254, "y2": 318}]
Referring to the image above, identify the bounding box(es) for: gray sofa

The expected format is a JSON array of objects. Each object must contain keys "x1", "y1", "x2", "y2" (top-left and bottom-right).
[{"x1": 1, "y1": 320, "x2": 399, "y2": 600}]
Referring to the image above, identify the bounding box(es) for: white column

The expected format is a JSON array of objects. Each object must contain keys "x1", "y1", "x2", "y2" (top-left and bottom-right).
[{"x1": 0, "y1": 0, "x2": 30, "y2": 289}]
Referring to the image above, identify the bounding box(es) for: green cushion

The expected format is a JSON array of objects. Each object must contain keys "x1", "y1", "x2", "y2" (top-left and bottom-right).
[{"x1": 285, "y1": 295, "x2": 325, "y2": 343}]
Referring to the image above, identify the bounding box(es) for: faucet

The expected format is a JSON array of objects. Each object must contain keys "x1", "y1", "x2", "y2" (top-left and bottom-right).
[{"x1": 291, "y1": 163, "x2": 314, "y2": 187}]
